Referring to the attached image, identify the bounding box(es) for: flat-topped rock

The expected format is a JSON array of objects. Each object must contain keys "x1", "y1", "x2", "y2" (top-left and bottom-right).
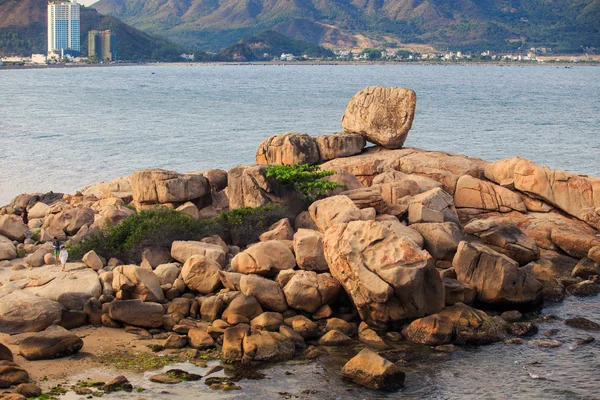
[
  {"x1": 255, "y1": 132, "x2": 320, "y2": 166},
  {"x1": 130, "y1": 168, "x2": 209, "y2": 204}
]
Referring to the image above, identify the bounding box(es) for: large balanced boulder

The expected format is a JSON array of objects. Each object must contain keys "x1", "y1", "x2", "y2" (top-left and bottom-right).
[
  {"x1": 293, "y1": 229, "x2": 328, "y2": 272},
  {"x1": 308, "y1": 195, "x2": 362, "y2": 232},
  {"x1": 453, "y1": 241, "x2": 542, "y2": 307},
  {"x1": 464, "y1": 219, "x2": 540, "y2": 265},
  {"x1": 255, "y1": 132, "x2": 320, "y2": 166},
  {"x1": 324, "y1": 220, "x2": 444, "y2": 329},
  {"x1": 112, "y1": 265, "x2": 165, "y2": 302},
  {"x1": 130, "y1": 169, "x2": 209, "y2": 204},
  {"x1": 181, "y1": 255, "x2": 222, "y2": 294},
  {"x1": 316, "y1": 133, "x2": 366, "y2": 162},
  {"x1": 341, "y1": 348, "x2": 405, "y2": 391},
  {"x1": 282, "y1": 271, "x2": 341, "y2": 313},
  {"x1": 43, "y1": 207, "x2": 95, "y2": 236},
  {"x1": 484, "y1": 157, "x2": 600, "y2": 229},
  {"x1": 106, "y1": 299, "x2": 164, "y2": 328},
  {"x1": 342, "y1": 86, "x2": 416, "y2": 149},
  {"x1": 0, "y1": 286, "x2": 63, "y2": 334},
  {"x1": 19, "y1": 325, "x2": 83, "y2": 360},
  {"x1": 171, "y1": 240, "x2": 226, "y2": 266},
  {"x1": 82, "y1": 250, "x2": 104, "y2": 271},
  {"x1": 231, "y1": 240, "x2": 295, "y2": 277},
  {"x1": 0, "y1": 215, "x2": 28, "y2": 241}
]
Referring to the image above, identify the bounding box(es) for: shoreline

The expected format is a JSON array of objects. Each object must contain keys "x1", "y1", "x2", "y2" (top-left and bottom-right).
[{"x1": 1, "y1": 59, "x2": 599, "y2": 71}]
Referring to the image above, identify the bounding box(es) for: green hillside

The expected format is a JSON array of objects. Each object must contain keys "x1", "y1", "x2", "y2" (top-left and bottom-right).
[
  {"x1": 92, "y1": 0, "x2": 600, "y2": 52},
  {"x1": 0, "y1": 0, "x2": 183, "y2": 60}
]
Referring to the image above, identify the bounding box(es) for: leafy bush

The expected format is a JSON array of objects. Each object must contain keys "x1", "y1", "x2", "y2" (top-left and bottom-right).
[
  {"x1": 68, "y1": 205, "x2": 286, "y2": 263},
  {"x1": 265, "y1": 163, "x2": 344, "y2": 203}
]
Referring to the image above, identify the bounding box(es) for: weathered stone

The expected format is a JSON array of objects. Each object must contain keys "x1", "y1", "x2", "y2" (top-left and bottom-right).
[
  {"x1": 324, "y1": 220, "x2": 444, "y2": 329},
  {"x1": 251, "y1": 312, "x2": 284, "y2": 332},
  {"x1": 292, "y1": 229, "x2": 328, "y2": 272},
  {"x1": 572, "y1": 258, "x2": 600, "y2": 279},
  {"x1": 285, "y1": 315, "x2": 319, "y2": 339},
  {"x1": 242, "y1": 329, "x2": 295, "y2": 361},
  {"x1": 318, "y1": 330, "x2": 353, "y2": 346},
  {"x1": 375, "y1": 216, "x2": 424, "y2": 247},
  {"x1": 443, "y1": 278, "x2": 476, "y2": 306},
  {"x1": 342, "y1": 86, "x2": 416, "y2": 149},
  {"x1": 564, "y1": 317, "x2": 600, "y2": 331},
  {"x1": 341, "y1": 348, "x2": 406, "y2": 391},
  {"x1": 221, "y1": 294, "x2": 263, "y2": 321},
  {"x1": 339, "y1": 187, "x2": 388, "y2": 214},
  {"x1": 325, "y1": 317, "x2": 357, "y2": 337},
  {"x1": 407, "y1": 203, "x2": 444, "y2": 224},
  {"x1": 199, "y1": 296, "x2": 225, "y2": 322},
  {"x1": 453, "y1": 241, "x2": 542, "y2": 307},
  {"x1": 112, "y1": 265, "x2": 165, "y2": 302},
  {"x1": 283, "y1": 271, "x2": 341, "y2": 313},
  {"x1": 255, "y1": 132, "x2": 320, "y2": 166},
  {"x1": 464, "y1": 220, "x2": 540, "y2": 266},
  {"x1": 181, "y1": 255, "x2": 222, "y2": 294},
  {"x1": 130, "y1": 169, "x2": 209, "y2": 204},
  {"x1": 410, "y1": 222, "x2": 462, "y2": 261},
  {"x1": 19, "y1": 325, "x2": 83, "y2": 360},
  {"x1": 0, "y1": 235, "x2": 17, "y2": 261},
  {"x1": 239, "y1": 274, "x2": 287, "y2": 312},
  {"x1": 231, "y1": 240, "x2": 295, "y2": 277},
  {"x1": 437, "y1": 303, "x2": 505, "y2": 345},
  {"x1": 316, "y1": 132, "x2": 365, "y2": 162},
  {"x1": 154, "y1": 263, "x2": 181, "y2": 286},
  {"x1": 222, "y1": 325, "x2": 250, "y2": 362},
  {"x1": 163, "y1": 334, "x2": 187, "y2": 349},
  {"x1": 0, "y1": 362, "x2": 29, "y2": 385},
  {"x1": 454, "y1": 175, "x2": 527, "y2": 213},
  {"x1": 171, "y1": 241, "x2": 226, "y2": 266},
  {"x1": 484, "y1": 157, "x2": 600, "y2": 229},
  {"x1": 258, "y1": 218, "x2": 294, "y2": 242},
  {"x1": 0, "y1": 215, "x2": 28, "y2": 241},
  {"x1": 506, "y1": 322, "x2": 538, "y2": 337},
  {"x1": 107, "y1": 299, "x2": 164, "y2": 328},
  {"x1": 16, "y1": 383, "x2": 41, "y2": 397},
  {"x1": 405, "y1": 188, "x2": 460, "y2": 225},
  {"x1": 402, "y1": 314, "x2": 454, "y2": 345},
  {"x1": 308, "y1": 195, "x2": 362, "y2": 232},
  {"x1": 82, "y1": 250, "x2": 104, "y2": 271},
  {"x1": 0, "y1": 344, "x2": 13, "y2": 362},
  {"x1": 0, "y1": 287, "x2": 63, "y2": 334}
]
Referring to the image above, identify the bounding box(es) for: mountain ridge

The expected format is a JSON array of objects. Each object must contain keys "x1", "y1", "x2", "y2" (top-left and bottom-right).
[{"x1": 91, "y1": 0, "x2": 600, "y2": 52}]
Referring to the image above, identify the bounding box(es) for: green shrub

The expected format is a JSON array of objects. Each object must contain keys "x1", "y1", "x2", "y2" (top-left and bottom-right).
[
  {"x1": 265, "y1": 163, "x2": 344, "y2": 203},
  {"x1": 68, "y1": 205, "x2": 286, "y2": 263}
]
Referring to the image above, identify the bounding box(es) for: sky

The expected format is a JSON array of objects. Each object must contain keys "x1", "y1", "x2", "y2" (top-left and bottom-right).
[{"x1": 78, "y1": 0, "x2": 99, "y2": 6}]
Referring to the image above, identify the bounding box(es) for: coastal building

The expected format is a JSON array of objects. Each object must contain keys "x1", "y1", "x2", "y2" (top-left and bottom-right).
[
  {"x1": 31, "y1": 54, "x2": 47, "y2": 64},
  {"x1": 88, "y1": 30, "x2": 117, "y2": 61},
  {"x1": 47, "y1": 0, "x2": 80, "y2": 56}
]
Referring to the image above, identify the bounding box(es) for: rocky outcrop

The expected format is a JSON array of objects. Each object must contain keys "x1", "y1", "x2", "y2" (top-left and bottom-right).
[
  {"x1": 130, "y1": 169, "x2": 209, "y2": 205},
  {"x1": 454, "y1": 175, "x2": 527, "y2": 213},
  {"x1": 19, "y1": 325, "x2": 83, "y2": 360},
  {"x1": 170, "y1": 240, "x2": 226, "y2": 266},
  {"x1": 464, "y1": 220, "x2": 540, "y2": 265},
  {"x1": 282, "y1": 270, "x2": 341, "y2": 313},
  {"x1": 308, "y1": 195, "x2": 362, "y2": 232},
  {"x1": 342, "y1": 86, "x2": 416, "y2": 149},
  {"x1": 106, "y1": 299, "x2": 165, "y2": 328},
  {"x1": 324, "y1": 220, "x2": 444, "y2": 329},
  {"x1": 410, "y1": 222, "x2": 462, "y2": 261},
  {"x1": 0, "y1": 215, "x2": 28, "y2": 241},
  {"x1": 0, "y1": 286, "x2": 63, "y2": 334},
  {"x1": 258, "y1": 218, "x2": 294, "y2": 242},
  {"x1": 453, "y1": 241, "x2": 542, "y2": 307},
  {"x1": 255, "y1": 132, "x2": 320, "y2": 166},
  {"x1": 112, "y1": 265, "x2": 165, "y2": 302},
  {"x1": 24, "y1": 267, "x2": 102, "y2": 302},
  {"x1": 484, "y1": 157, "x2": 600, "y2": 229},
  {"x1": 43, "y1": 207, "x2": 95, "y2": 235},
  {"x1": 316, "y1": 133, "x2": 365, "y2": 162},
  {"x1": 341, "y1": 348, "x2": 405, "y2": 391},
  {"x1": 239, "y1": 274, "x2": 287, "y2": 312},
  {"x1": 231, "y1": 240, "x2": 295, "y2": 277},
  {"x1": 292, "y1": 229, "x2": 328, "y2": 272},
  {"x1": 0, "y1": 235, "x2": 17, "y2": 261},
  {"x1": 181, "y1": 255, "x2": 222, "y2": 294}
]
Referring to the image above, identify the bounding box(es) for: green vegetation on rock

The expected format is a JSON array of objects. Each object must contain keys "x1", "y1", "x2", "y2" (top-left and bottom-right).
[
  {"x1": 265, "y1": 163, "x2": 343, "y2": 203},
  {"x1": 69, "y1": 205, "x2": 286, "y2": 262}
]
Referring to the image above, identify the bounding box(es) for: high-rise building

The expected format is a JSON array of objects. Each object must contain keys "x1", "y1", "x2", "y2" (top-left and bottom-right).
[
  {"x1": 88, "y1": 30, "x2": 117, "y2": 61},
  {"x1": 47, "y1": 0, "x2": 80, "y2": 56}
]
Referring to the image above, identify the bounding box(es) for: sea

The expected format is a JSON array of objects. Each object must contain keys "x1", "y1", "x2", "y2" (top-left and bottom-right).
[
  {"x1": 1, "y1": 64, "x2": 600, "y2": 399},
  {"x1": 0, "y1": 64, "x2": 599, "y2": 206}
]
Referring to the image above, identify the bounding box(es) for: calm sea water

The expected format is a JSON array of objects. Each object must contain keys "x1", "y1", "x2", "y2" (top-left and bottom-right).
[
  {"x1": 1, "y1": 65, "x2": 599, "y2": 398},
  {"x1": 1, "y1": 64, "x2": 599, "y2": 206}
]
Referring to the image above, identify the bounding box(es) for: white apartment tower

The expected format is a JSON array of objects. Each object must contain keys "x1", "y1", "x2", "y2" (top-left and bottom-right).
[{"x1": 47, "y1": 0, "x2": 80, "y2": 56}]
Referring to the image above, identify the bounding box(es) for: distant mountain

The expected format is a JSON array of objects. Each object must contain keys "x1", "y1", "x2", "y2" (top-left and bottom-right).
[
  {"x1": 0, "y1": 0, "x2": 183, "y2": 60},
  {"x1": 92, "y1": 0, "x2": 600, "y2": 53},
  {"x1": 210, "y1": 30, "x2": 334, "y2": 61}
]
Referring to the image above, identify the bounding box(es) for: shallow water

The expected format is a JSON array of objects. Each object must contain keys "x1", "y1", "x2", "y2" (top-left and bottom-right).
[
  {"x1": 55, "y1": 296, "x2": 599, "y2": 400},
  {"x1": 1, "y1": 64, "x2": 599, "y2": 205}
]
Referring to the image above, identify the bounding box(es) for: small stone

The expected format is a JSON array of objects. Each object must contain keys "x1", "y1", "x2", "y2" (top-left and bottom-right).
[
  {"x1": 434, "y1": 344, "x2": 456, "y2": 352},
  {"x1": 149, "y1": 374, "x2": 181, "y2": 384},
  {"x1": 341, "y1": 348, "x2": 406, "y2": 391},
  {"x1": 504, "y1": 338, "x2": 524, "y2": 345},
  {"x1": 318, "y1": 330, "x2": 353, "y2": 346},
  {"x1": 506, "y1": 322, "x2": 538, "y2": 337},
  {"x1": 384, "y1": 332, "x2": 402, "y2": 342},
  {"x1": 575, "y1": 336, "x2": 595, "y2": 346},
  {"x1": 564, "y1": 317, "x2": 600, "y2": 331},
  {"x1": 16, "y1": 383, "x2": 42, "y2": 397},
  {"x1": 544, "y1": 329, "x2": 560, "y2": 337},
  {"x1": 500, "y1": 310, "x2": 522, "y2": 322},
  {"x1": 103, "y1": 376, "x2": 133, "y2": 392},
  {"x1": 530, "y1": 339, "x2": 562, "y2": 348}
]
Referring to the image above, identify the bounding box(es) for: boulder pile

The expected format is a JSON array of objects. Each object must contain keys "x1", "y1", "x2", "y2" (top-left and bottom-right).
[{"x1": 1, "y1": 86, "x2": 598, "y2": 393}]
